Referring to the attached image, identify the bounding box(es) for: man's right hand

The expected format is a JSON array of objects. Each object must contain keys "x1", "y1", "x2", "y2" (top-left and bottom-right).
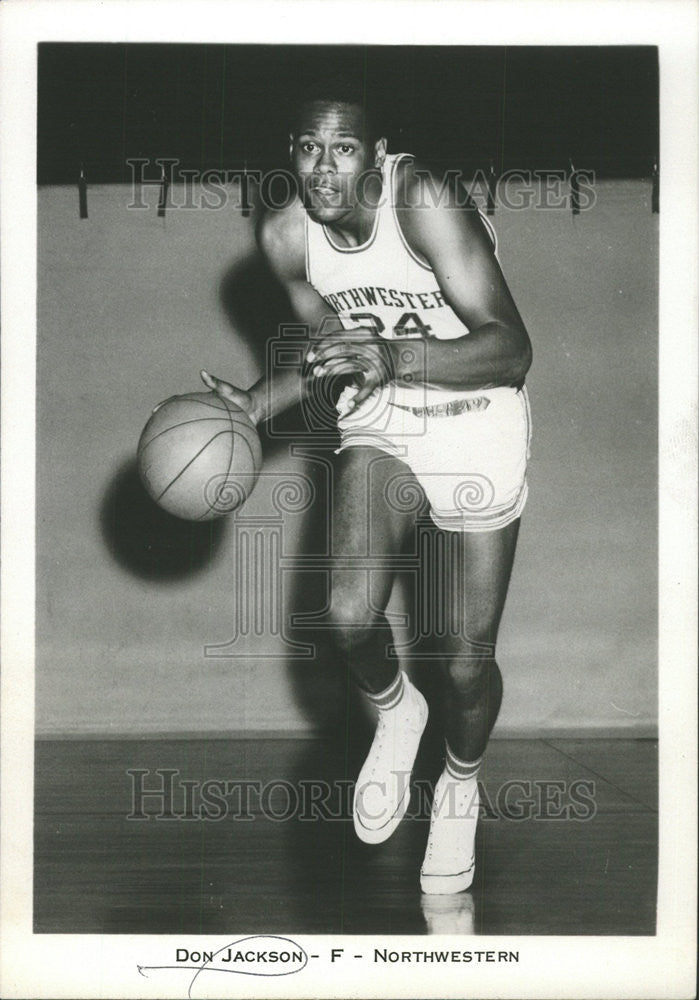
[{"x1": 200, "y1": 370, "x2": 262, "y2": 425}]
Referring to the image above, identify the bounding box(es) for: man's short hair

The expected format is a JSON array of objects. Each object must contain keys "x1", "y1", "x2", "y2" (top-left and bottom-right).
[{"x1": 287, "y1": 74, "x2": 387, "y2": 144}]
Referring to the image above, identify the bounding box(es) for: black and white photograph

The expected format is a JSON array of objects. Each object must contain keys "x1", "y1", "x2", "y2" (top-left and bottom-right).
[{"x1": 0, "y1": 2, "x2": 696, "y2": 998}]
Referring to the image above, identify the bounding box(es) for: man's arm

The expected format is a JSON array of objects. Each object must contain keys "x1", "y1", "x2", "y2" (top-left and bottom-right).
[
  {"x1": 392, "y1": 161, "x2": 532, "y2": 390},
  {"x1": 202, "y1": 204, "x2": 343, "y2": 423}
]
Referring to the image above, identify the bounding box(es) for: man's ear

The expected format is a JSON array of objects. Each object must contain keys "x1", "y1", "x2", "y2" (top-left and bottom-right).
[
  {"x1": 289, "y1": 133, "x2": 295, "y2": 160},
  {"x1": 374, "y1": 137, "x2": 387, "y2": 168}
]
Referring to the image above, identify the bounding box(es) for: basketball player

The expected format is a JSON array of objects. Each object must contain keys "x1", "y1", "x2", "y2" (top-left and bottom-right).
[{"x1": 201, "y1": 84, "x2": 532, "y2": 894}]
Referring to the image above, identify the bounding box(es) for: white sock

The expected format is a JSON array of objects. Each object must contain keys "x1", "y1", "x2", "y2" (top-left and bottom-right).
[
  {"x1": 445, "y1": 742, "x2": 483, "y2": 783},
  {"x1": 365, "y1": 670, "x2": 405, "y2": 711}
]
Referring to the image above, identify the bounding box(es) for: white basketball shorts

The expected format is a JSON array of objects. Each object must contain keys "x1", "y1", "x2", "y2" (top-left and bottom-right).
[{"x1": 335, "y1": 383, "x2": 532, "y2": 532}]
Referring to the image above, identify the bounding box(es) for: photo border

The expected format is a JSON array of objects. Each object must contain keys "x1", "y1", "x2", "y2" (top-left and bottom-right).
[{"x1": 1, "y1": 2, "x2": 696, "y2": 997}]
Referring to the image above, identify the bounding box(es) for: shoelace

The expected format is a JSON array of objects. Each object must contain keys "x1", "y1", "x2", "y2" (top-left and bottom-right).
[
  {"x1": 424, "y1": 782, "x2": 476, "y2": 864},
  {"x1": 369, "y1": 698, "x2": 417, "y2": 778}
]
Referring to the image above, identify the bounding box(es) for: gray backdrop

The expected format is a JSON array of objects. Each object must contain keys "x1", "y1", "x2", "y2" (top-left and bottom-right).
[{"x1": 36, "y1": 177, "x2": 657, "y2": 737}]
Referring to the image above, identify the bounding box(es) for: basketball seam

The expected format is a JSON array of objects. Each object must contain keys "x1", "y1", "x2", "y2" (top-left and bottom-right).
[
  {"x1": 139, "y1": 416, "x2": 243, "y2": 453},
  {"x1": 199, "y1": 399, "x2": 240, "y2": 520},
  {"x1": 179, "y1": 396, "x2": 237, "y2": 413},
  {"x1": 157, "y1": 429, "x2": 235, "y2": 505}
]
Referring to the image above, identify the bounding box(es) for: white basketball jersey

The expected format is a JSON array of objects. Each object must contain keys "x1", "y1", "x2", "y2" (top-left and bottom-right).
[{"x1": 304, "y1": 152, "x2": 499, "y2": 405}]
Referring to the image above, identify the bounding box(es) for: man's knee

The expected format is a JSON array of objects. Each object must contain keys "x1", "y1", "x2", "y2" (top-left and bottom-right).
[
  {"x1": 446, "y1": 654, "x2": 500, "y2": 700},
  {"x1": 326, "y1": 597, "x2": 385, "y2": 654}
]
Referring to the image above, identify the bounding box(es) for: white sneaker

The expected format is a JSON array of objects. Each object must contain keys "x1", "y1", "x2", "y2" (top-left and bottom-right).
[
  {"x1": 420, "y1": 771, "x2": 479, "y2": 894},
  {"x1": 353, "y1": 673, "x2": 428, "y2": 844}
]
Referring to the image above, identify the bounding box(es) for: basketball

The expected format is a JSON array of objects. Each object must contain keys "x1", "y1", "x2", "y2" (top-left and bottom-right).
[{"x1": 137, "y1": 391, "x2": 262, "y2": 521}]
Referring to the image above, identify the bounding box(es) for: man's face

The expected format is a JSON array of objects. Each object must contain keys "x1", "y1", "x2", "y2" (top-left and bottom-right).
[{"x1": 290, "y1": 100, "x2": 386, "y2": 224}]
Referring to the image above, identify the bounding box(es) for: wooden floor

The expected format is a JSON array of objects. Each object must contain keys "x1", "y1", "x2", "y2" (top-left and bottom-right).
[{"x1": 34, "y1": 736, "x2": 657, "y2": 936}]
